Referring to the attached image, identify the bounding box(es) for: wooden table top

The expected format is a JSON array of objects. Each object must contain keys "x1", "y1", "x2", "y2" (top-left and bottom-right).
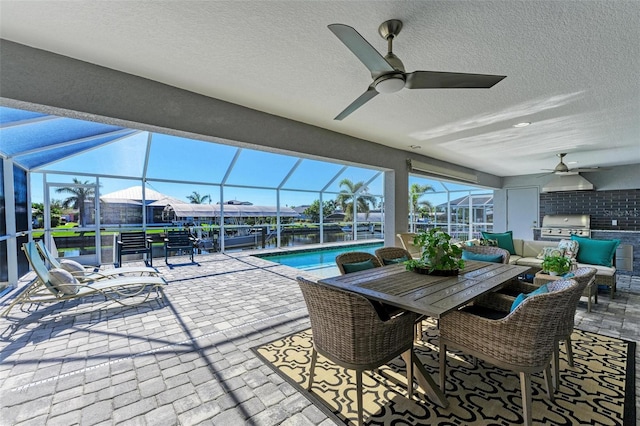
[{"x1": 319, "y1": 260, "x2": 530, "y2": 318}]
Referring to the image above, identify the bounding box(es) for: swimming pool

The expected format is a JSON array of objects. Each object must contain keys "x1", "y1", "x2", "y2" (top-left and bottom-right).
[{"x1": 258, "y1": 242, "x2": 384, "y2": 278}]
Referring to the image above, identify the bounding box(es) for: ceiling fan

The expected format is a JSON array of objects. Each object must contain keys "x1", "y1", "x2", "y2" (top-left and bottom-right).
[
  {"x1": 328, "y1": 19, "x2": 506, "y2": 120},
  {"x1": 544, "y1": 153, "x2": 604, "y2": 175}
]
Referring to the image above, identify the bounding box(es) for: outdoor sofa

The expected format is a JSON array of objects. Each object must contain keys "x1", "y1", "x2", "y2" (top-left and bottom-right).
[{"x1": 469, "y1": 233, "x2": 618, "y2": 299}]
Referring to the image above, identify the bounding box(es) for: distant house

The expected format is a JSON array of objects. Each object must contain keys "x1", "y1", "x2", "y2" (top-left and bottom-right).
[
  {"x1": 161, "y1": 202, "x2": 300, "y2": 226},
  {"x1": 100, "y1": 187, "x2": 300, "y2": 226},
  {"x1": 324, "y1": 210, "x2": 383, "y2": 223},
  {"x1": 100, "y1": 187, "x2": 183, "y2": 226}
]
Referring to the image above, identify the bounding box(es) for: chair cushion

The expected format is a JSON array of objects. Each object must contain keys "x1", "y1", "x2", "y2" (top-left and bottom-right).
[
  {"x1": 343, "y1": 259, "x2": 376, "y2": 273},
  {"x1": 381, "y1": 255, "x2": 409, "y2": 265},
  {"x1": 482, "y1": 231, "x2": 516, "y2": 255},
  {"x1": 571, "y1": 235, "x2": 620, "y2": 267},
  {"x1": 536, "y1": 247, "x2": 565, "y2": 260},
  {"x1": 510, "y1": 283, "x2": 549, "y2": 312},
  {"x1": 461, "y1": 251, "x2": 503, "y2": 263},
  {"x1": 49, "y1": 268, "x2": 80, "y2": 295},
  {"x1": 60, "y1": 259, "x2": 86, "y2": 275}
]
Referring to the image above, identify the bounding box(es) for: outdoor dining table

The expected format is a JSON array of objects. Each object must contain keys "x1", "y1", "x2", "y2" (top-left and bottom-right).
[{"x1": 318, "y1": 260, "x2": 531, "y2": 408}]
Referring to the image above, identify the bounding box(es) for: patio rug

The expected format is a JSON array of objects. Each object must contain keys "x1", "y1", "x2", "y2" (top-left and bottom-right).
[{"x1": 252, "y1": 320, "x2": 635, "y2": 425}]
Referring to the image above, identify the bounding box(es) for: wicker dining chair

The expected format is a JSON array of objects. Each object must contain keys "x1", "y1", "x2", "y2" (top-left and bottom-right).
[
  {"x1": 334, "y1": 251, "x2": 382, "y2": 275},
  {"x1": 297, "y1": 277, "x2": 418, "y2": 426},
  {"x1": 374, "y1": 246, "x2": 412, "y2": 266},
  {"x1": 482, "y1": 267, "x2": 596, "y2": 391},
  {"x1": 375, "y1": 246, "x2": 428, "y2": 340},
  {"x1": 461, "y1": 245, "x2": 511, "y2": 264},
  {"x1": 439, "y1": 278, "x2": 581, "y2": 426}
]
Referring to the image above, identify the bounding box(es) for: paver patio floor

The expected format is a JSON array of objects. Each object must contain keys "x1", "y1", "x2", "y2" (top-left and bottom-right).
[{"x1": 1, "y1": 250, "x2": 638, "y2": 425}]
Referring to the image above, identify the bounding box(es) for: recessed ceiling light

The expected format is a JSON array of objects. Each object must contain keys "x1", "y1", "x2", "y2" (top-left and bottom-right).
[
  {"x1": 409, "y1": 145, "x2": 422, "y2": 149},
  {"x1": 513, "y1": 122, "x2": 531, "y2": 128}
]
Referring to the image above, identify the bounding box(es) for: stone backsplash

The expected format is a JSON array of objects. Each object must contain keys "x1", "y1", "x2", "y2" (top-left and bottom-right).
[
  {"x1": 538, "y1": 189, "x2": 639, "y2": 275},
  {"x1": 539, "y1": 189, "x2": 640, "y2": 231}
]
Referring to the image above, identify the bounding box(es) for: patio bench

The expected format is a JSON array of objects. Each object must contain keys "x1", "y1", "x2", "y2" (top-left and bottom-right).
[
  {"x1": 116, "y1": 231, "x2": 153, "y2": 267},
  {"x1": 164, "y1": 230, "x2": 196, "y2": 264}
]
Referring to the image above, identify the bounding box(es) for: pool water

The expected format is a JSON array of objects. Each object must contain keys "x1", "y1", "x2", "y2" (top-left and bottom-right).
[{"x1": 259, "y1": 243, "x2": 384, "y2": 278}]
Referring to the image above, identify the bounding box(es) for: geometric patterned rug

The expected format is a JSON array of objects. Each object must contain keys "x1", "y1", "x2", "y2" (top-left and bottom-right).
[{"x1": 253, "y1": 319, "x2": 636, "y2": 425}]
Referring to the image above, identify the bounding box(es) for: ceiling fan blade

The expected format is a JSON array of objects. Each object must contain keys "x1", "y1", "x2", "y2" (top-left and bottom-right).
[
  {"x1": 405, "y1": 71, "x2": 506, "y2": 89},
  {"x1": 334, "y1": 87, "x2": 378, "y2": 120},
  {"x1": 573, "y1": 167, "x2": 607, "y2": 173},
  {"x1": 328, "y1": 24, "x2": 395, "y2": 76}
]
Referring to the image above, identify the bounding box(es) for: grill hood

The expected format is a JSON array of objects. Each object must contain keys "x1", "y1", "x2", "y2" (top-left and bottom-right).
[{"x1": 541, "y1": 173, "x2": 595, "y2": 193}]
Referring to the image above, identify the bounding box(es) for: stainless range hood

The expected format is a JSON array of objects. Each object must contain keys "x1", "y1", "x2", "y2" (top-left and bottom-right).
[{"x1": 541, "y1": 173, "x2": 594, "y2": 193}]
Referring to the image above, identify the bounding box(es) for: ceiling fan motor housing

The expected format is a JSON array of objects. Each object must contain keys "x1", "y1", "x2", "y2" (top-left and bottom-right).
[{"x1": 374, "y1": 73, "x2": 406, "y2": 93}]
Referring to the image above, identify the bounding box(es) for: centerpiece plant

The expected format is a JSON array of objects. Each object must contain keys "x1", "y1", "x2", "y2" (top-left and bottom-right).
[
  {"x1": 541, "y1": 255, "x2": 571, "y2": 276},
  {"x1": 405, "y1": 228, "x2": 464, "y2": 275}
]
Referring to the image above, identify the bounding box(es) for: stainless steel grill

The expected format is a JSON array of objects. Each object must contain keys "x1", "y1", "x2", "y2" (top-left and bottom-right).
[{"x1": 540, "y1": 214, "x2": 591, "y2": 240}]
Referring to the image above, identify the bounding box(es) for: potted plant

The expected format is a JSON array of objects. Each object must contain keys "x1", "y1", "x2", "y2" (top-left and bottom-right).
[
  {"x1": 541, "y1": 255, "x2": 571, "y2": 276},
  {"x1": 404, "y1": 228, "x2": 464, "y2": 275}
]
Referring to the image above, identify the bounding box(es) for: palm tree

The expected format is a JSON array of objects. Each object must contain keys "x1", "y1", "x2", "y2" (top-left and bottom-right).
[
  {"x1": 56, "y1": 179, "x2": 96, "y2": 227},
  {"x1": 187, "y1": 191, "x2": 211, "y2": 204},
  {"x1": 409, "y1": 183, "x2": 434, "y2": 231},
  {"x1": 335, "y1": 179, "x2": 377, "y2": 221}
]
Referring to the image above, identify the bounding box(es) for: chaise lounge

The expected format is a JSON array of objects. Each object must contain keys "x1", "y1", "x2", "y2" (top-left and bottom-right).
[
  {"x1": 36, "y1": 240, "x2": 161, "y2": 280},
  {"x1": 1, "y1": 242, "x2": 168, "y2": 318}
]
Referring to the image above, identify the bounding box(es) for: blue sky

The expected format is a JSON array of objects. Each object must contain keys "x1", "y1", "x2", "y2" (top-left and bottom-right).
[{"x1": 30, "y1": 130, "x2": 488, "y2": 209}]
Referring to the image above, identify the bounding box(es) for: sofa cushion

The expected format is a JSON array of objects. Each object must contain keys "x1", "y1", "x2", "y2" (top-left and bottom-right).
[
  {"x1": 515, "y1": 257, "x2": 544, "y2": 269},
  {"x1": 571, "y1": 235, "x2": 620, "y2": 267},
  {"x1": 462, "y1": 251, "x2": 504, "y2": 263},
  {"x1": 558, "y1": 239, "x2": 579, "y2": 260},
  {"x1": 481, "y1": 231, "x2": 516, "y2": 255},
  {"x1": 508, "y1": 255, "x2": 522, "y2": 265},
  {"x1": 536, "y1": 247, "x2": 565, "y2": 260},
  {"x1": 521, "y1": 240, "x2": 550, "y2": 258},
  {"x1": 512, "y1": 239, "x2": 524, "y2": 256},
  {"x1": 576, "y1": 262, "x2": 616, "y2": 276}
]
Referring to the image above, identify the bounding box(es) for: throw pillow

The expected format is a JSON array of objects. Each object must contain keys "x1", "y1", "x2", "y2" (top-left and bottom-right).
[
  {"x1": 461, "y1": 251, "x2": 503, "y2": 263},
  {"x1": 536, "y1": 247, "x2": 566, "y2": 260},
  {"x1": 48, "y1": 268, "x2": 80, "y2": 295},
  {"x1": 510, "y1": 283, "x2": 549, "y2": 312},
  {"x1": 382, "y1": 255, "x2": 409, "y2": 265},
  {"x1": 60, "y1": 259, "x2": 86, "y2": 276},
  {"x1": 342, "y1": 259, "x2": 376, "y2": 273},
  {"x1": 480, "y1": 238, "x2": 498, "y2": 247},
  {"x1": 570, "y1": 235, "x2": 620, "y2": 267},
  {"x1": 481, "y1": 231, "x2": 516, "y2": 255},
  {"x1": 558, "y1": 239, "x2": 579, "y2": 260}
]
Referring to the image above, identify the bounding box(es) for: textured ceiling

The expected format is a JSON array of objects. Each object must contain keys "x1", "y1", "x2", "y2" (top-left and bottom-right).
[{"x1": 1, "y1": 1, "x2": 639, "y2": 177}]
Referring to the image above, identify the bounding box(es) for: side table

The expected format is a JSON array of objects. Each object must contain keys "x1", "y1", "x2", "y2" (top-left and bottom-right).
[{"x1": 534, "y1": 271, "x2": 597, "y2": 312}]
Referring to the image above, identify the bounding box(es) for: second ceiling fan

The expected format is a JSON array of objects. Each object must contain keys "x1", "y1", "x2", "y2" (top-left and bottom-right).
[{"x1": 328, "y1": 19, "x2": 506, "y2": 120}]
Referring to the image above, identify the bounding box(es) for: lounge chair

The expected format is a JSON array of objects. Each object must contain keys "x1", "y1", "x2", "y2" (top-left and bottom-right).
[
  {"x1": 35, "y1": 240, "x2": 160, "y2": 280},
  {"x1": 1, "y1": 242, "x2": 167, "y2": 318},
  {"x1": 396, "y1": 232, "x2": 421, "y2": 258}
]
